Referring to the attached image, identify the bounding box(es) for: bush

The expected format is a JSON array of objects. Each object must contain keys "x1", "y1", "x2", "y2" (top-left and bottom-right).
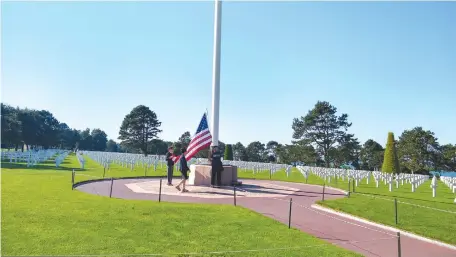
[
  {"x1": 224, "y1": 144, "x2": 233, "y2": 161},
  {"x1": 381, "y1": 132, "x2": 401, "y2": 173}
]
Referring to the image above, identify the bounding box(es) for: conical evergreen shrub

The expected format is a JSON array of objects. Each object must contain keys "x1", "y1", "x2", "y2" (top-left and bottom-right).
[
  {"x1": 381, "y1": 132, "x2": 401, "y2": 173},
  {"x1": 224, "y1": 144, "x2": 233, "y2": 161}
]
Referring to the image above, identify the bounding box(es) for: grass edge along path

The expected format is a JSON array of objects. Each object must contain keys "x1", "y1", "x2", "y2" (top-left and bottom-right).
[
  {"x1": 237, "y1": 167, "x2": 456, "y2": 246},
  {"x1": 1, "y1": 156, "x2": 360, "y2": 257}
]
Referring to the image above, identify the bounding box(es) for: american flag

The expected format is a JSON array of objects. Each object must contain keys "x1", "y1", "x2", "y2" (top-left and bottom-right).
[{"x1": 172, "y1": 113, "x2": 212, "y2": 162}]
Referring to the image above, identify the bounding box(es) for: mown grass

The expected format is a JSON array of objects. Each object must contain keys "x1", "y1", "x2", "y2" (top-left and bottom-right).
[
  {"x1": 1, "y1": 156, "x2": 360, "y2": 257},
  {"x1": 237, "y1": 168, "x2": 456, "y2": 245}
]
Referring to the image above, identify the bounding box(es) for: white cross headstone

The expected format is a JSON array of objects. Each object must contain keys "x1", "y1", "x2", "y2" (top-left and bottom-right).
[{"x1": 430, "y1": 176, "x2": 437, "y2": 198}]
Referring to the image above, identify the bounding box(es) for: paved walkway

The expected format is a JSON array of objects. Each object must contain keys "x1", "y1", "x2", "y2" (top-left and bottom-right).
[{"x1": 76, "y1": 178, "x2": 456, "y2": 257}]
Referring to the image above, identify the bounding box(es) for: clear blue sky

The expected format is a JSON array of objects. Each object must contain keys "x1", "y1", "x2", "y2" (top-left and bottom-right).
[{"x1": 2, "y1": 1, "x2": 456, "y2": 147}]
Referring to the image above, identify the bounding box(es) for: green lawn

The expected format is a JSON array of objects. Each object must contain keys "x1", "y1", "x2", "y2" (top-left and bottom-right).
[
  {"x1": 237, "y1": 168, "x2": 456, "y2": 245},
  {"x1": 1, "y1": 156, "x2": 360, "y2": 257}
]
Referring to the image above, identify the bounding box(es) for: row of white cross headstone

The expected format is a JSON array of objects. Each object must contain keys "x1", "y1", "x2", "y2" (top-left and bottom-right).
[
  {"x1": 297, "y1": 166, "x2": 370, "y2": 184},
  {"x1": 440, "y1": 176, "x2": 456, "y2": 194},
  {"x1": 220, "y1": 160, "x2": 291, "y2": 175},
  {"x1": 371, "y1": 171, "x2": 429, "y2": 193},
  {"x1": 193, "y1": 158, "x2": 291, "y2": 176},
  {"x1": 1, "y1": 149, "x2": 62, "y2": 167},
  {"x1": 440, "y1": 175, "x2": 456, "y2": 204},
  {"x1": 75, "y1": 151, "x2": 86, "y2": 169},
  {"x1": 81, "y1": 151, "x2": 167, "y2": 172},
  {"x1": 81, "y1": 151, "x2": 292, "y2": 175},
  {"x1": 55, "y1": 151, "x2": 70, "y2": 167},
  {"x1": 297, "y1": 165, "x2": 434, "y2": 195}
]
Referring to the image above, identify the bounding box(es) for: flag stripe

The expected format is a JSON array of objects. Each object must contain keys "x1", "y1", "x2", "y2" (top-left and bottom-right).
[
  {"x1": 171, "y1": 113, "x2": 212, "y2": 163},
  {"x1": 186, "y1": 137, "x2": 212, "y2": 160},
  {"x1": 190, "y1": 128, "x2": 210, "y2": 141},
  {"x1": 187, "y1": 130, "x2": 211, "y2": 150}
]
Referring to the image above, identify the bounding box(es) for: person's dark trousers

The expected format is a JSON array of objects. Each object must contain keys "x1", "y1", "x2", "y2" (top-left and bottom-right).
[
  {"x1": 211, "y1": 168, "x2": 222, "y2": 187},
  {"x1": 216, "y1": 169, "x2": 221, "y2": 186},
  {"x1": 167, "y1": 165, "x2": 173, "y2": 185},
  {"x1": 211, "y1": 168, "x2": 216, "y2": 186}
]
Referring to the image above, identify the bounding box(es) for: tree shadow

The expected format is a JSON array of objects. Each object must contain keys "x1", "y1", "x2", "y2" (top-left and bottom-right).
[
  {"x1": 191, "y1": 190, "x2": 234, "y2": 196},
  {"x1": 241, "y1": 184, "x2": 344, "y2": 197},
  {"x1": 1, "y1": 162, "x2": 83, "y2": 172}
]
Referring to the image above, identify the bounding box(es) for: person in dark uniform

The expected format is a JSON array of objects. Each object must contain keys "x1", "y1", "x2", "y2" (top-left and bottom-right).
[
  {"x1": 165, "y1": 147, "x2": 174, "y2": 186},
  {"x1": 209, "y1": 146, "x2": 223, "y2": 188},
  {"x1": 175, "y1": 147, "x2": 189, "y2": 193}
]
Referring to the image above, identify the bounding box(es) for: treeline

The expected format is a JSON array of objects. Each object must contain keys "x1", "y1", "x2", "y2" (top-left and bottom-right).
[
  {"x1": 2, "y1": 102, "x2": 455, "y2": 174},
  {"x1": 1, "y1": 104, "x2": 109, "y2": 151},
  {"x1": 225, "y1": 101, "x2": 456, "y2": 174},
  {"x1": 115, "y1": 103, "x2": 455, "y2": 173},
  {"x1": 226, "y1": 101, "x2": 455, "y2": 174},
  {"x1": 226, "y1": 134, "x2": 455, "y2": 173}
]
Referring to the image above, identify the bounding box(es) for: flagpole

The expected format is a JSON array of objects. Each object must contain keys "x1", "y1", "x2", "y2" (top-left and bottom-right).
[
  {"x1": 205, "y1": 108, "x2": 210, "y2": 131},
  {"x1": 210, "y1": 0, "x2": 222, "y2": 148}
]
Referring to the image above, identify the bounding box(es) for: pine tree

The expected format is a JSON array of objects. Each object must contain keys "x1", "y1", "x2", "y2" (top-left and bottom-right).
[
  {"x1": 224, "y1": 144, "x2": 233, "y2": 160},
  {"x1": 381, "y1": 132, "x2": 401, "y2": 173}
]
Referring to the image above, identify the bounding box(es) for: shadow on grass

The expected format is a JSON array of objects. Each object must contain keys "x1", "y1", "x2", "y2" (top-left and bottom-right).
[
  {"x1": 1, "y1": 162, "x2": 83, "y2": 172},
  {"x1": 240, "y1": 177, "x2": 346, "y2": 196},
  {"x1": 242, "y1": 186, "x2": 342, "y2": 197},
  {"x1": 353, "y1": 191, "x2": 455, "y2": 206}
]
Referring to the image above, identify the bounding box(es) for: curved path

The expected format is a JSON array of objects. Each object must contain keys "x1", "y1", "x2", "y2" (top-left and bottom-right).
[{"x1": 76, "y1": 178, "x2": 455, "y2": 257}]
